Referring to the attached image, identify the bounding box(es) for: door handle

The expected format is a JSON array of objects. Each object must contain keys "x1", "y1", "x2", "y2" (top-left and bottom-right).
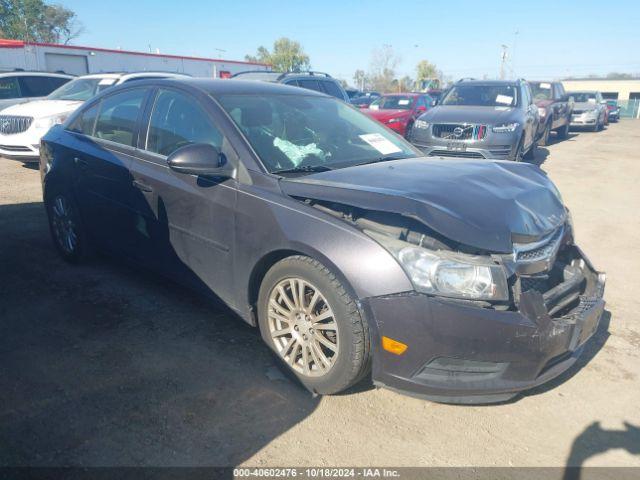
[{"x1": 132, "y1": 179, "x2": 153, "y2": 193}]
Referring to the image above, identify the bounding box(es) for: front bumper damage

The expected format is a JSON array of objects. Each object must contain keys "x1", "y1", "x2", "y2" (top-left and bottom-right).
[{"x1": 363, "y1": 245, "x2": 605, "y2": 404}]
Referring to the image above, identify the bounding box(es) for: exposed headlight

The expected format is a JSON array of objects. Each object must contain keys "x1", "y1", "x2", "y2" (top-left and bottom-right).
[
  {"x1": 492, "y1": 122, "x2": 520, "y2": 133},
  {"x1": 538, "y1": 107, "x2": 547, "y2": 117},
  {"x1": 367, "y1": 231, "x2": 509, "y2": 301},
  {"x1": 414, "y1": 120, "x2": 430, "y2": 129},
  {"x1": 34, "y1": 114, "x2": 68, "y2": 129}
]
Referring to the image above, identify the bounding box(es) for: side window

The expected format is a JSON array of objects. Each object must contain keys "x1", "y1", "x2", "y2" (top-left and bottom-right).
[
  {"x1": 321, "y1": 80, "x2": 344, "y2": 99},
  {"x1": 48, "y1": 77, "x2": 71, "y2": 91},
  {"x1": 415, "y1": 96, "x2": 426, "y2": 108},
  {"x1": 18, "y1": 76, "x2": 54, "y2": 97},
  {"x1": 146, "y1": 89, "x2": 223, "y2": 156},
  {"x1": 68, "y1": 102, "x2": 100, "y2": 135},
  {"x1": 283, "y1": 80, "x2": 299, "y2": 87},
  {"x1": 94, "y1": 88, "x2": 148, "y2": 147},
  {"x1": 296, "y1": 79, "x2": 323, "y2": 93},
  {"x1": 0, "y1": 77, "x2": 20, "y2": 99}
]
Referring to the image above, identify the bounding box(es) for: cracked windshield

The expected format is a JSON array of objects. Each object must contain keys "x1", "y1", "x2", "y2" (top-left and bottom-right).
[{"x1": 218, "y1": 94, "x2": 418, "y2": 173}]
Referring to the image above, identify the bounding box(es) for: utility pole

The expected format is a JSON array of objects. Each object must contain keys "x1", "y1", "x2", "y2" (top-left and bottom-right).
[{"x1": 500, "y1": 44, "x2": 508, "y2": 80}]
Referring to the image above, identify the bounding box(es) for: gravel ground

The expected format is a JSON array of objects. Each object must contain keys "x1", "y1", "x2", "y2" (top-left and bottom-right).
[{"x1": 0, "y1": 121, "x2": 639, "y2": 468}]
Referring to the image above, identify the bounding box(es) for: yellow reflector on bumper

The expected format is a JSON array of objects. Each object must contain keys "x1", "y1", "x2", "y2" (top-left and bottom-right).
[{"x1": 382, "y1": 336, "x2": 408, "y2": 355}]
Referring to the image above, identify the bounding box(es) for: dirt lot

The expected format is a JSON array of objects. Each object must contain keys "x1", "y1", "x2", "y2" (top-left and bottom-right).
[{"x1": 1, "y1": 121, "x2": 639, "y2": 469}]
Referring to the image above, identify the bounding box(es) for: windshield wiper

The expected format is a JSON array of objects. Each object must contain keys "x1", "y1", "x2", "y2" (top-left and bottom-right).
[
  {"x1": 353, "y1": 154, "x2": 412, "y2": 167},
  {"x1": 272, "y1": 164, "x2": 334, "y2": 175}
]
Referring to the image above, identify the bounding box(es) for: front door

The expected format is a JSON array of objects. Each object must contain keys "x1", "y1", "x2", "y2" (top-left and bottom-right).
[{"x1": 128, "y1": 87, "x2": 238, "y2": 303}]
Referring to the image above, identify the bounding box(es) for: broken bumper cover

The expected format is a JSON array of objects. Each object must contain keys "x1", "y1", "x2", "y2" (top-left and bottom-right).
[{"x1": 363, "y1": 247, "x2": 605, "y2": 404}]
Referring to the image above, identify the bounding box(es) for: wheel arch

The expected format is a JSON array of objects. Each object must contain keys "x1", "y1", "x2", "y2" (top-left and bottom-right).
[{"x1": 246, "y1": 245, "x2": 362, "y2": 326}]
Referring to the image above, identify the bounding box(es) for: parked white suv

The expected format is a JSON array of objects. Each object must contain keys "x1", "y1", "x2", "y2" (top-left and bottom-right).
[{"x1": 0, "y1": 71, "x2": 188, "y2": 160}]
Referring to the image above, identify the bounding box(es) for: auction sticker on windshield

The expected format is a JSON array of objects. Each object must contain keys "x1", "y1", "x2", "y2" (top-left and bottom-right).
[
  {"x1": 359, "y1": 133, "x2": 402, "y2": 155},
  {"x1": 495, "y1": 94, "x2": 513, "y2": 105}
]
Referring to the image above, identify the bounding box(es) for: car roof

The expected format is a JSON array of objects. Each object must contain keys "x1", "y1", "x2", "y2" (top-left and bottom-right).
[
  {"x1": 76, "y1": 72, "x2": 190, "y2": 81},
  {"x1": 380, "y1": 92, "x2": 422, "y2": 97},
  {"x1": 231, "y1": 71, "x2": 336, "y2": 82},
  {"x1": 456, "y1": 79, "x2": 519, "y2": 86},
  {"x1": 153, "y1": 78, "x2": 330, "y2": 98},
  {"x1": 0, "y1": 71, "x2": 74, "y2": 78}
]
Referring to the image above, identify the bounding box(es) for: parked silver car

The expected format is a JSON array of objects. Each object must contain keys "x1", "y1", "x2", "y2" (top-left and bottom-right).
[
  {"x1": 411, "y1": 79, "x2": 540, "y2": 161},
  {"x1": 568, "y1": 91, "x2": 607, "y2": 131}
]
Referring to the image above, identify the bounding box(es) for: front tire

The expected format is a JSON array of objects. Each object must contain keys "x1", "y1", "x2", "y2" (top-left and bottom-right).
[
  {"x1": 511, "y1": 136, "x2": 524, "y2": 162},
  {"x1": 257, "y1": 256, "x2": 370, "y2": 394},
  {"x1": 45, "y1": 189, "x2": 90, "y2": 263},
  {"x1": 557, "y1": 122, "x2": 570, "y2": 140},
  {"x1": 538, "y1": 121, "x2": 551, "y2": 146}
]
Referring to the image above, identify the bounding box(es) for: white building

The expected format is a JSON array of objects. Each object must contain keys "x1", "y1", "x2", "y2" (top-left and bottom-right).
[{"x1": 0, "y1": 38, "x2": 269, "y2": 78}]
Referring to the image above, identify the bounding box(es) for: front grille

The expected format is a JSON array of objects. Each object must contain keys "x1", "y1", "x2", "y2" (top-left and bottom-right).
[
  {"x1": 515, "y1": 227, "x2": 564, "y2": 263},
  {"x1": 428, "y1": 150, "x2": 485, "y2": 159},
  {"x1": 0, "y1": 115, "x2": 33, "y2": 135},
  {"x1": 432, "y1": 123, "x2": 487, "y2": 140},
  {"x1": 0, "y1": 144, "x2": 32, "y2": 152}
]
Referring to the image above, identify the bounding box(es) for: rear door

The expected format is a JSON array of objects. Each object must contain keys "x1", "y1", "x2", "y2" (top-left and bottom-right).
[
  {"x1": 128, "y1": 87, "x2": 238, "y2": 300},
  {"x1": 69, "y1": 87, "x2": 152, "y2": 256}
]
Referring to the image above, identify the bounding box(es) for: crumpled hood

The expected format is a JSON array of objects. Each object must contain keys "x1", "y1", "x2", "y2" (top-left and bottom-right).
[
  {"x1": 0, "y1": 99, "x2": 84, "y2": 118},
  {"x1": 420, "y1": 105, "x2": 516, "y2": 125},
  {"x1": 364, "y1": 108, "x2": 411, "y2": 121},
  {"x1": 280, "y1": 158, "x2": 566, "y2": 253}
]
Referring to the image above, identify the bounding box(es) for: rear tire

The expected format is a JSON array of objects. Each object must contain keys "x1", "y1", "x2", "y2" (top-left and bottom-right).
[
  {"x1": 45, "y1": 188, "x2": 91, "y2": 263},
  {"x1": 257, "y1": 255, "x2": 370, "y2": 395}
]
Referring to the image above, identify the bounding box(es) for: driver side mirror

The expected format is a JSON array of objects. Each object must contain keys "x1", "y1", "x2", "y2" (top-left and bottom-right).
[{"x1": 167, "y1": 143, "x2": 234, "y2": 178}]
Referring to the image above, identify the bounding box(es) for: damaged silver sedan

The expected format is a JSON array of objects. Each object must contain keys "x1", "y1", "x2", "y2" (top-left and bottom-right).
[{"x1": 40, "y1": 78, "x2": 605, "y2": 403}]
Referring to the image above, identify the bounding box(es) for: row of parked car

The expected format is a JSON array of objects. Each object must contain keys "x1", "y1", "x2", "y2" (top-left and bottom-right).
[{"x1": 0, "y1": 68, "x2": 621, "y2": 163}]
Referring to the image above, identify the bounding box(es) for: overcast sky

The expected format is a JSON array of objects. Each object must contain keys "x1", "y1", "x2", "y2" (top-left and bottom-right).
[{"x1": 62, "y1": 0, "x2": 640, "y2": 83}]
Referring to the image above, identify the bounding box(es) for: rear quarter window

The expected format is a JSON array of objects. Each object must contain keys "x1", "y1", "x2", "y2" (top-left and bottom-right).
[
  {"x1": 68, "y1": 102, "x2": 100, "y2": 136},
  {"x1": 94, "y1": 88, "x2": 148, "y2": 147}
]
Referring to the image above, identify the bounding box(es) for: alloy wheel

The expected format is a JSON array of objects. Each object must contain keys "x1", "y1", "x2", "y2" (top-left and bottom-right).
[
  {"x1": 267, "y1": 278, "x2": 339, "y2": 377},
  {"x1": 50, "y1": 195, "x2": 78, "y2": 255}
]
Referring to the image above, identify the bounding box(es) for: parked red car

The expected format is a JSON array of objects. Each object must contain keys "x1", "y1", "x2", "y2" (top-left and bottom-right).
[{"x1": 364, "y1": 93, "x2": 433, "y2": 138}]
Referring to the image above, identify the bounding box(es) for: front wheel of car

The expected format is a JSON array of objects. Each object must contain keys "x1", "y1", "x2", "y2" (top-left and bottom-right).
[
  {"x1": 538, "y1": 121, "x2": 551, "y2": 146},
  {"x1": 511, "y1": 137, "x2": 524, "y2": 161},
  {"x1": 257, "y1": 255, "x2": 370, "y2": 394},
  {"x1": 45, "y1": 189, "x2": 90, "y2": 263},
  {"x1": 557, "y1": 123, "x2": 570, "y2": 140}
]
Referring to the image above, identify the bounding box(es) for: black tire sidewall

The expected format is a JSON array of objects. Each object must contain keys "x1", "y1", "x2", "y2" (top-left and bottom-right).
[{"x1": 257, "y1": 256, "x2": 369, "y2": 395}]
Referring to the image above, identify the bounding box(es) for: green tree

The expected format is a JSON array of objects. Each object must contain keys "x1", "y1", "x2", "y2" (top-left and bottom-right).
[
  {"x1": 245, "y1": 37, "x2": 311, "y2": 72},
  {"x1": 0, "y1": 0, "x2": 82, "y2": 44},
  {"x1": 416, "y1": 60, "x2": 438, "y2": 82}
]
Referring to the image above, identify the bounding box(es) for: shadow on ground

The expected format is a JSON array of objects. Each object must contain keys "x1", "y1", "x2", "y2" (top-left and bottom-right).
[
  {"x1": 563, "y1": 421, "x2": 640, "y2": 480},
  {"x1": 0, "y1": 201, "x2": 320, "y2": 466}
]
